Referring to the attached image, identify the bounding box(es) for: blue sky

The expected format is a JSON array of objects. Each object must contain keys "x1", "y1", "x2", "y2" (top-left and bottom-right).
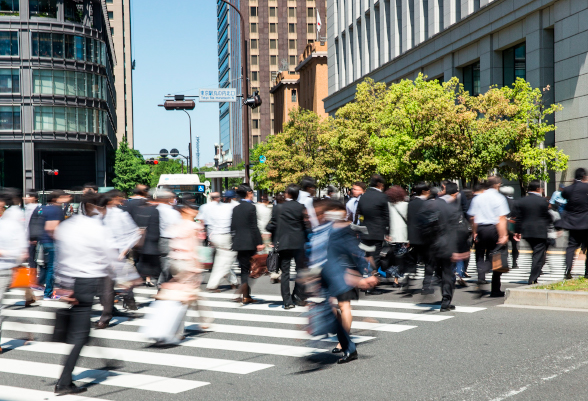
[{"x1": 132, "y1": 0, "x2": 219, "y2": 167}]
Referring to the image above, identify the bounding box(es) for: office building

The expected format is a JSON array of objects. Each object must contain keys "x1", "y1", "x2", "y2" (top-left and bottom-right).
[
  {"x1": 217, "y1": 0, "x2": 326, "y2": 165},
  {"x1": 325, "y1": 0, "x2": 588, "y2": 190},
  {"x1": 0, "y1": 0, "x2": 117, "y2": 190},
  {"x1": 105, "y1": 0, "x2": 133, "y2": 147}
]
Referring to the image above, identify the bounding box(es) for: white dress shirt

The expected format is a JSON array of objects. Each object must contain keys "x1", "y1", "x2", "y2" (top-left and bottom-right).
[
  {"x1": 388, "y1": 201, "x2": 408, "y2": 243},
  {"x1": 468, "y1": 188, "x2": 510, "y2": 225},
  {"x1": 346, "y1": 196, "x2": 360, "y2": 223},
  {"x1": 102, "y1": 207, "x2": 141, "y2": 253},
  {"x1": 55, "y1": 215, "x2": 118, "y2": 278},
  {"x1": 208, "y1": 201, "x2": 237, "y2": 235},
  {"x1": 0, "y1": 213, "x2": 27, "y2": 270},
  {"x1": 255, "y1": 203, "x2": 272, "y2": 235},
  {"x1": 157, "y1": 203, "x2": 182, "y2": 238},
  {"x1": 298, "y1": 190, "x2": 319, "y2": 228}
]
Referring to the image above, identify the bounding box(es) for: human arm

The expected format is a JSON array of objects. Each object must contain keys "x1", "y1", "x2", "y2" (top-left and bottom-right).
[
  {"x1": 251, "y1": 206, "x2": 264, "y2": 251},
  {"x1": 497, "y1": 215, "x2": 508, "y2": 245}
]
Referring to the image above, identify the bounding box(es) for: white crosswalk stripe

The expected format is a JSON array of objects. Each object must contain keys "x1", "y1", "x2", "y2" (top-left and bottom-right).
[
  {"x1": 0, "y1": 384, "x2": 111, "y2": 401},
  {"x1": 1, "y1": 286, "x2": 484, "y2": 397}
]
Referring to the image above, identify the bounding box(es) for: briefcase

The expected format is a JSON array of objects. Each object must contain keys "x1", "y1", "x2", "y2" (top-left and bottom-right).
[{"x1": 491, "y1": 246, "x2": 509, "y2": 273}]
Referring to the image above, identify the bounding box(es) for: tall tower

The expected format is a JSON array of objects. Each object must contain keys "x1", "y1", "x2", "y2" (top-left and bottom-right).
[{"x1": 106, "y1": 0, "x2": 134, "y2": 147}]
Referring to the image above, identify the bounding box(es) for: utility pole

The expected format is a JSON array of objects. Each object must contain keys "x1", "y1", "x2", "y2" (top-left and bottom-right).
[{"x1": 196, "y1": 136, "x2": 200, "y2": 170}]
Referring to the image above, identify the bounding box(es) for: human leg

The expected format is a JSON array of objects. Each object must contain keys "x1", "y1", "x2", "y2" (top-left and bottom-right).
[
  {"x1": 565, "y1": 230, "x2": 582, "y2": 278},
  {"x1": 279, "y1": 250, "x2": 293, "y2": 306},
  {"x1": 42, "y1": 243, "x2": 55, "y2": 298}
]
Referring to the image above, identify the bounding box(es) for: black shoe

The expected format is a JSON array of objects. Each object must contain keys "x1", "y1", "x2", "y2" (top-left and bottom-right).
[
  {"x1": 364, "y1": 288, "x2": 383, "y2": 296},
  {"x1": 332, "y1": 347, "x2": 343, "y2": 354},
  {"x1": 512, "y1": 263, "x2": 519, "y2": 269},
  {"x1": 463, "y1": 272, "x2": 471, "y2": 278},
  {"x1": 55, "y1": 384, "x2": 87, "y2": 395},
  {"x1": 565, "y1": 274, "x2": 573, "y2": 280},
  {"x1": 94, "y1": 321, "x2": 109, "y2": 330},
  {"x1": 283, "y1": 304, "x2": 295, "y2": 309},
  {"x1": 292, "y1": 294, "x2": 307, "y2": 306},
  {"x1": 489, "y1": 291, "x2": 505, "y2": 297},
  {"x1": 440, "y1": 305, "x2": 456, "y2": 312},
  {"x1": 123, "y1": 295, "x2": 138, "y2": 311},
  {"x1": 476, "y1": 280, "x2": 489, "y2": 285},
  {"x1": 337, "y1": 350, "x2": 358, "y2": 364},
  {"x1": 420, "y1": 288, "x2": 434, "y2": 295},
  {"x1": 390, "y1": 282, "x2": 401, "y2": 288}
]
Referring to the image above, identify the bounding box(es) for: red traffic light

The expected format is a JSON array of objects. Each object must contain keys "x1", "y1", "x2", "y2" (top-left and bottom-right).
[
  {"x1": 146, "y1": 159, "x2": 159, "y2": 165},
  {"x1": 154, "y1": 160, "x2": 159, "y2": 165},
  {"x1": 44, "y1": 169, "x2": 59, "y2": 176},
  {"x1": 53, "y1": 170, "x2": 59, "y2": 176}
]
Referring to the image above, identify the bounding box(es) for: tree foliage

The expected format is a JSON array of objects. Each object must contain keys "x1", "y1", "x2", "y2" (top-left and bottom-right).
[
  {"x1": 148, "y1": 158, "x2": 185, "y2": 188},
  {"x1": 112, "y1": 139, "x2": 150, "y2": 195}
]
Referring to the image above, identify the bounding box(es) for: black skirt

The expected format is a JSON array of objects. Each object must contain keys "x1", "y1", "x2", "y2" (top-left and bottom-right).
[
  {"x1": 137, "y1": 254, "x2": 161, "y2": 278},
  {"x1": 337, "y1": 288, "x2": 359, "y2": 302}
]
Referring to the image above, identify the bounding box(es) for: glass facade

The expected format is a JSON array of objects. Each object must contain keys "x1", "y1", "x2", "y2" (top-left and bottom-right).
[
  {"x1": 0, "y1": 69, "x2": 19, "y2": 93},
  {"x1": 32, "y1": 69, "x2": 106, "y2": 100},
  {"x1": 503, "y1": 43, "x2": 526, "y2": 88},
  {"x1": 0, "y1": 106, "x2": 20, "y2": 130},
  {"x1": 0, "y1": 0, "x2": 19, "y2": 16},
  {"x1": 31, "y1": 32, "x2": 106, "y2": 65},
  {"x1": 29, "y1": 0, "x2": 57, "y2": 18},
  {"x1": 34, "y1": 106, "x2": 107, "y2": 135},
  {"x1": 0, "y1": 31, "x2": 18, "y2": 56},
  {"x1": 463, "y1": 61, "x2": 480, "y2": 96}
]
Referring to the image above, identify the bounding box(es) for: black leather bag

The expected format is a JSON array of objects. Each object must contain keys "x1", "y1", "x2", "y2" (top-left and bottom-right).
[{"x1": 267, "y1": 248, "x2": 279, "y2": 273}]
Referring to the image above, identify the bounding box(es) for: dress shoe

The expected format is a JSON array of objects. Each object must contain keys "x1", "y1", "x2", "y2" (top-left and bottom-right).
[
  {"x1": 463, "y1": 272, "x2": 471, "y2": 278},
  {"x1": 440, "y1": 305, "x2": 456, "y2": 312},
  {"x1": 364, "y1": 288, "x2": 383, "y2": 296},
  {"x1": 25, "y1": 299, "x2": 36, "y2": 307},
  {"x1": 512, "y1": 263, "x2": 519, "y2": 269},
  {"x1": 476, "y1": 280, "x2": 489, "y2": 285},
  {"x1": 456, "y1": 277, "x2": 467, "y2": 287},
  {"x1": 391, "y1": 282, "x2": 401, "y2": 288},
  {"x1": 94, "y1": 321, "x2": 109, "y2": 330},
  {"x1": 565, "y1": 274, "x2": 573, "y2": 280},
  {"x1": 420, "y1": 288, "x2": 434, "y2": 295},
  {"x1": 283, "y1": 304, "x2": 295, "y2": 310},
  {"x1": 231, "y1": 284, "x2": 238, "y2": 289},
  {"x1": 270, "y1": 278, "x2": 281, "y2": 284},
  {"x1": 337, "y1": 350, "x2": 358, "y2": 364},
  {"x1": 242, "y1": 297, "x2": 257, "y2": 305},
  {"x1": 489, "y1": 291, "x2": 505, "y2": 297},
  {"x1": 292, "y1": 294, "x2": 307, "y2": 306},
  {"x1": 124, "y1": 296, "x2": 138, "y2": 311},
  {"x1": 54, "y1": 384, "x2": 87, "y2": 395},
  {"x1": 332, "y1": 347, "x2": 343, "y2": 354}
]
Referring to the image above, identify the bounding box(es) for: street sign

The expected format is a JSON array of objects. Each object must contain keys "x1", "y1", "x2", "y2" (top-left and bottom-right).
[
  {"x1": 199, "y1": 88, "x2": 237, "y2": 102},
  {"x1": 259, "y1": 155, "x2": 266, "y2": 164},
  {"x1": 197, "y1": 184, "x2": 206, "y2": 193}
]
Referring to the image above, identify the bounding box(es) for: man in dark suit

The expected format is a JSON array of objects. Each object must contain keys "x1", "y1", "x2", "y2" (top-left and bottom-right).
[
  {"x1": 231, "y1": 184, "x2": 264, "y2": 304},
  {"x1": 124, "y1": 185, "x2": 149, "y2": 223},
  {"x1": 267, "y1": 184, "x2": 307, "y2": 308},
  {"x1": 357, "y1": 175, "x2": 389, "y2": 269},
  {"x1": 559, "y1": 168, "x2": 588, "y2": 279},
  {"x1": 405, "y1": 182, "x2": 434, "y2": 294},
  {"x1": 514, "y1": 180, "x2": 551, "y2": 284},
  {"x1": 135, "y1": 198, "x2": 161, "y2": 286}
]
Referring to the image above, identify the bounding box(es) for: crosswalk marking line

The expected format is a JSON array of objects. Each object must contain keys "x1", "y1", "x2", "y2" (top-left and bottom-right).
[
  {"x1": 350, "y1": 309, "x2": 452, "y2": 321},
  {"x1": 350, "y1": 300, "x2": 486, "y2": 313},
  {"x1": 0, "y1": 384, "x2": 110, "y2": 401},
  {"x1": 1, "y1": 338, "x2": 273, "y2": 375},
  {"x1": 0, "y1": 358, "x2": 208, "y2": 393}
]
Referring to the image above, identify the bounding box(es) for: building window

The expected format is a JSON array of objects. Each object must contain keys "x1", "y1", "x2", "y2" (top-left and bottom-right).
[
  {"x1": 106, "y1": 0, "x2": 112, "y2": 3},
  {"x1": 110, "y1": 28, "x2": 114, "y2": 36},
  {"x1": 0, "y1": 0, "x2": 19, "y2": 16},
  {"x1": 269, "y1": 6, "x2": 276, "y2": 17},
  {"x1": 0, "y1": 31, "x2": 18, "y2": 56},
  {"x1": 307, "y1": 24, "x2": 315, "y2": 34},
  {"x1": 463, "y1": 61, "x2": 480, "y2": 96},
  {"x1": 34, "y1": 106, "x2": 106, "y2": 134},
  {"x1": 270, "y1": 39, "x2": 277, "y2": 49},
  {"x1": 270, "y1": 55, "x2": 277, "y2": 65},
  {"x1": 32, "y1": 33, "x2": 104, "y2": 64},
  {"x1": 289, "y1": 55, "x2": 296, "y2": 67},
  {"x1": 289, "y1": 24, "x2": 296, "y2": 33},
  {"x1": 307, "y1": 7, "x2": 314, "y2": 18},
  {"x1": 251, "y1": 71, "x2": 259, "y2": 81},
  {"x1": 0, "y1": 69, "x2": 19, "y2": 93},
  {"x1": 289, "y1": 39, "x2": 296, "y2": 49},
  {"x1": 33, "y1": 70, "x2": 105, "y2": 100},
  {"x1": 288, "y1": 7, "x2": 296, "y2": 17},
  {"x1": 252, "y1": 119, "x2": 259, "y2": 129},
  {"x1": 53, "y1": 33, "x2": 64, "y2": 58},
  {"x1": 291, "y1": 89, "x2": 297, "y2": 102},
  {"x1": 270, "y1": 23, "x2": 277, "y2": 33},
  {"x1": 253, "y1": 135, "x2": 260, "y2": 146},
  {"x1": 251, "y1": 39, "x2": 258, "y2": 49},
  {"x1": 65, "y1": 0, "x2": 83, "y2": 23},
  {"x1": 271, "y1": 103, "x2": 274, "y2": 113},
  {"x1": 308, "y1": 39, "x2": 314, "y2": 44},
  {"x1": 474, "y1": 0, "x2": 480, "y2": 11},
  {"x1": 250, "y1": 6, "x2": 258, "y2": 17},
  {"x1": 250, "y1": 23, "x2": 258, "y2": 33},
  {"x1": 251, "y1": 55, "x2": 258, "y2": 65},
  {"x1": 503, "y1": 43, "x2": 526, "y2": 88},
  {"x1": 0, "y1": 106, "x2": 20, "y2": 130},
  {"x1": 108, "y1": 11, "x2": 113, "y2": 19},
  {"x1": 29, "y1": 0, "x2": 57, "y2": 18}
]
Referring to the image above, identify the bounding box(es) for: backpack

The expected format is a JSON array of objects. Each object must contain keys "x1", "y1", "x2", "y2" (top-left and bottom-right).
[
  {"x1": 29, "y1": 206, "x2": 46, "y2": 242},
  {"x1": 417, "y1": 200, "x2": 441, "y2": 243}
]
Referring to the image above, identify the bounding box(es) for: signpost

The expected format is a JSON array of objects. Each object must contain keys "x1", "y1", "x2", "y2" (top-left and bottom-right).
[{"x1": 199, "y1": 88, "x2": 237, "y2": 102}]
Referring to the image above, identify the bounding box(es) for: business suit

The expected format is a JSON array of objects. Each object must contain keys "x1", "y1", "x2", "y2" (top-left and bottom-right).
[
  {"x1": 124, "y1": 197, "x2": 147, "y2": 225},
  {"x1": 136, "y1": 205, "x2": 161, "y2": 278},
  {"x1": 357, "y1": 187, "x2": 389, "y2": 269},
  {"x1": 432, "y1": 197, "x2": 460, "y2": 308},
  {"x1": 505, "y1": 197, "x2": 519, "y2": 268},
  {"x1": 231, "y1": 200, "x2": 263, "y2": 297},
  {"x1": 267, "y1": 200, "x2": 307, "y2": 306},
  {"x1": 515, "y1": 193, "x2": 550, "y2": 284},
  {"x1": 559, "y1": 181, "x2": 588, "y2": 277},
  {"x1": 405, "y1": 196, "x2": 434, "y2": 289}
]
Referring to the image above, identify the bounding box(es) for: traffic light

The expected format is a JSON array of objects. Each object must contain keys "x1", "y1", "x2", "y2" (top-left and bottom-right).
[
  {"x1": 244, "y1": 91, "x2": 262, "y2": 109},
  {"x1": 44, "y1": 169, "x2": 59, "y2": 176},
  {"x1": 146, "y1": 158, "x2": 159, "y2": 165},
  {"x1": 163, "y1": 95, "x2": 195, "y2": 110}
]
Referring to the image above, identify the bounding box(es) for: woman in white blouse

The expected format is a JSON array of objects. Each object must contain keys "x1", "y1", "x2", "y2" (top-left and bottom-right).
[{"x1": 385, "y1": 186, "x2": 409, "y2": 288}]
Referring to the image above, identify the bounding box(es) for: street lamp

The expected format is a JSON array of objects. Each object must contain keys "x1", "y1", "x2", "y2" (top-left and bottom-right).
[{"x1": 158, "y1": 94, "x2": 196, "y2": 174}]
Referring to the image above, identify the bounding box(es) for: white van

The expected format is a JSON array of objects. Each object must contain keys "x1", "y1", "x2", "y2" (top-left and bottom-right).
[{"x1": 156, "y1": 174, "x2": 209, "y2": 206}]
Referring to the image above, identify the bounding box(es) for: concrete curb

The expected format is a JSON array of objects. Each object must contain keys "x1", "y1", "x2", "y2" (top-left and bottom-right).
[{"x1": 505, "y1": 284, "x2": 588, "y2": 309}]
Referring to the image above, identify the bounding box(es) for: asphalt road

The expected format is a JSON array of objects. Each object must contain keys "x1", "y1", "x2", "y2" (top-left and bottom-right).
[{"x1": 1, "y1": 253, "x2": 587, "y2": 401}]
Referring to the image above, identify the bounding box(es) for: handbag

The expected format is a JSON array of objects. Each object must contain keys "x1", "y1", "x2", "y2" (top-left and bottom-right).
[
  {"x1": 267, "y1": 248, "x2": 279, "y2": 273},
  {"x1": 9, "y1": 266, "x2": 37, "y2": 289},
  {"x1": 305, "y1": 299, "x2": 337, "y2": 337},
  {"x1": 250, "y1": 253, "x2": 269, "y2": 279},
  {"x1": 491, "y1": 245, "x2": 509, "y2": 273}
]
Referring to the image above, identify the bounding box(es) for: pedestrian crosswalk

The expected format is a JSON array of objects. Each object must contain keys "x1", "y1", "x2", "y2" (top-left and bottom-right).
[{"x1": 0, "y1": 287, "x2": 485, "y2": 399}]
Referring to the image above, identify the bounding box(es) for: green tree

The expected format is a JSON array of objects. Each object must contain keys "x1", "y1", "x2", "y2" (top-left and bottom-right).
[
  {"x1": 112, "y1": 139, "x2": 150, "y2": 195},
  {"x1": 148, "y1": 158, "x2": 185, "y2": 188}
]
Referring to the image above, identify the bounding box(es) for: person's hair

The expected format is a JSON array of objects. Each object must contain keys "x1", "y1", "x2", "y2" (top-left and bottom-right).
[
  {"x1": 487, "y1": 175, "x2": 502, "y2": 187},
  {"x1": 499, "y1": 186, "x2": 515, "y2": 196},
  {"x1": 300, "y1": 176, "x2": 316, "y2": 191},
  {"x1": 323, "y1": 199, "x2": 346, "y2": 212},
  {"x1": 132, "y1": 186, "x2": 149, "y2": 196},
  {"x1": 528, "y1": 180, "x2": 541, "y2": 193},
  {"x1": 275, "y1": 192, "x2": 285, "y2": 204},
  {"x1": 575, "y1": 168, "x2": 587, "y2": 181},
  {"x1": 473, "y1": 182, "x2": 486, "y2": 192},
  {"x1": 286, "y1": 184, "x2": 300, "y2": 200},
  {"x1": 210, "y1": 192, "x2": 221, "y2": 199},
  {"x1": 369, "y1": 174, "x2": 385, "y2": 188},
  {"x1": 260, "y1": 194, "x2": 268, "y2": 202},
  {"x1": 100, "y1": 189, "x2": 125, "y2": 206},
  {"x1": 81, "y1": 193, "x2": 100, "y2": 210},
  {"x1": 47, "y1": 189, "x2": 66, "y2": 203},
  {"x1": 445, "y1": 182, "x2": 458, "y2": 196},
  {"x1": 236, "y1": 184, "x2": 253, "y2": 199},
  {"x1": 327, "y1": 185, "x2": 336, "y2": 195},
  {"x1": 386, "y1": 185, "x2": 407, "y2": 203},
  {"x1": 414, "y1": 182, "x2": 430, "y2": 196},
  {"x1": 83, "y1": 182, "x2": 98, "y2": 191},
  {"x1": 353, "y1": 181, "x2": 367, "y2": 191},
  {"x1": 155, "y1": 190, "x2": 176, "y2": 200},
  {"x1": 26, "y1": 190, "x2": 38, "y2": 199}
]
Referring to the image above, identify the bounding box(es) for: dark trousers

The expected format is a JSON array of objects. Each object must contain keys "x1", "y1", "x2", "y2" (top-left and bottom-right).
[
  {"x1": 237, "y1": 250, "x2": 256, "y2": 296},
  {"x1": 405, "y1": 244, "x2": 433, "y2": 288},
  {"x1": 525, "y1": 238, "x2": 547, "y2": 284},
  {"x1": 475, "y1": 225, "x2": 503, "y2": 294},
  {"x1": 57, "y1": 276, "x2": 101, "y2": 387},
  {"x1": 362, "y1": 239, "x2": 383, "y2": 271},
  {"x1": 38, "y1": 242, "x2": 55, "y2": 298},
  {"x1": 565, "y1": 229, "x2": 588, "y2": 276},
  {"x1": 279, "y1": 249, "x2": 305, "y2": 306},
  {"x1": 437, "y1": 257, "x2": 455, "y2": 307},
  {"x1": 509, "y1": 232, "x2": 519, "y2": 266},
  {"x1": 98, "y1": 276, "x2": 115, "y2": 324}
]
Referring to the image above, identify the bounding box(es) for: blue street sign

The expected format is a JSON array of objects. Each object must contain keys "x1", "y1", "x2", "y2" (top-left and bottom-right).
[
  {"x1": 197, "y1": 184, "x2": 205, "y2": 193},
  {"x1": 259, "y1": 155, "x2": 266, "y2": 164}
]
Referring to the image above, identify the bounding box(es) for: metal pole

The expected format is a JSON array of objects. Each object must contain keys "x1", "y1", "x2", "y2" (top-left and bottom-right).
[
  {"x1": 221, "y1": 0, "x2": 249, "y2": 184},
  {"x1": 183, "y1": 110, "x2": 193, "y2": 174},
  {"x1": 41, "y1": 159, "x2": 45, "y2": 205}
]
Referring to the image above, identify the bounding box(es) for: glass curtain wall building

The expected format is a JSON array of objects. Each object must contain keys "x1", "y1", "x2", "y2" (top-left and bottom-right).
[{"x1": 0, "y1": 0, "x2": 117, "y2": 191}]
